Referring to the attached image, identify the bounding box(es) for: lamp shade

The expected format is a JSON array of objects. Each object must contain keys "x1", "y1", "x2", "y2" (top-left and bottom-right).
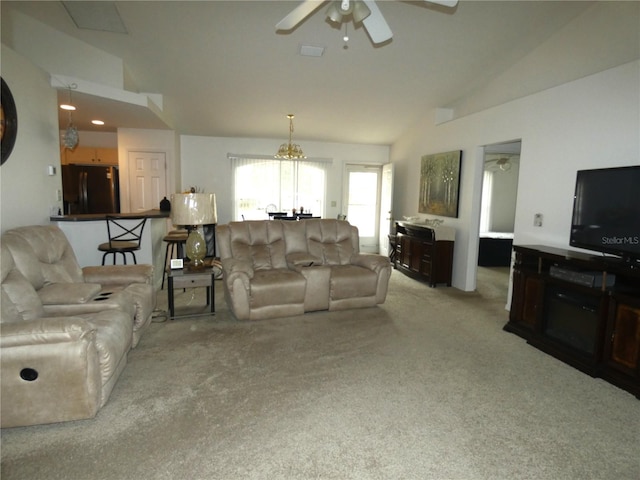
[{"x1": 170, "y1": 193, "x2": 217, "y2": 226}]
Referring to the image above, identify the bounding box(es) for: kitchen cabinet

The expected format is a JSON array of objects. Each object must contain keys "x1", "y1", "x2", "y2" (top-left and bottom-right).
[{"x1": 62, "y1": 147, "x2": 118, "y2": 166}]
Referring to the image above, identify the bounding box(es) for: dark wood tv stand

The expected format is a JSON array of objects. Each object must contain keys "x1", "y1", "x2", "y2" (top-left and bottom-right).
[{"x1": 505, "y1": 245, "x2": 640, "y2": 398}]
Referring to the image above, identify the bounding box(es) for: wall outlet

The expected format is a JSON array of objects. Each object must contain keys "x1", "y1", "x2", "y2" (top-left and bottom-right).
[{"x1": 534, "y1": 213, "x2": 543, "y2": 227}]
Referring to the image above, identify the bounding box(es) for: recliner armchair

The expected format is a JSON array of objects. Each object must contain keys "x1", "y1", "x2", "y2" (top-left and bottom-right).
[
  {"x1": 2, "y1": 225, "x2": 156, "y2": 347},
  {"x1": 1, "y1": 243, "x2": 134, "y2": 427}
]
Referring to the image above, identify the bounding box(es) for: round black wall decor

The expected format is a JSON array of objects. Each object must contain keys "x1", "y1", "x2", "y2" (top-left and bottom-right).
[{"x1": 1, "y1": 77, "x2": 19, "y2": 165}]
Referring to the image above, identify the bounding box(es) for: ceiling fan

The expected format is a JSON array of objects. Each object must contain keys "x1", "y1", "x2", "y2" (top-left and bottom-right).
[
  {"x1": 486, "y1": 155, "x2": 518, "y2": 172},
  {"x1": 276, "y1": 0, "x2": 459, "y2": 45}
]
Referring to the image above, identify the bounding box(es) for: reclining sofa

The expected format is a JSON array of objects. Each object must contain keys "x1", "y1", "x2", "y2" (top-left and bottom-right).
[
  {"x1": 1, "y1": 225, "x2": 156, "y2": 427},
  {"x1": 217, "y1": 219, "x2": 392, "y2": 321}
]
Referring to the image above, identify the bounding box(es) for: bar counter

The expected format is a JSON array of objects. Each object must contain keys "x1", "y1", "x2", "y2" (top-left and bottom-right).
[
  {"x1": 50, "y1": 210, "x2": 170, "y2": 222},
  {"x1": 50, "y1": 210, "x2": 170, "y2": 289}
]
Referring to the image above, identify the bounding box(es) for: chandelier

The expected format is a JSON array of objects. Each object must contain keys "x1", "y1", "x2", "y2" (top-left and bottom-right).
[{"x1": 275, "y1": 114, "x2": 306, "y2": 159}]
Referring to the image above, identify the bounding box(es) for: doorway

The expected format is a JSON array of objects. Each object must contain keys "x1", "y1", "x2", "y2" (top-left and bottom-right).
[
  {"x1": 476, "y1": 141, "x2": 521, "y2": 302},
  {"x1": 378, "y1": 163, "x2": 394, "y2": 257},
  {"x1": 127, "y1": 151, "x2": 167, "y2": 213},
  {"x1": 343, "y1": 164, "x2": 382, "y2": 253}
]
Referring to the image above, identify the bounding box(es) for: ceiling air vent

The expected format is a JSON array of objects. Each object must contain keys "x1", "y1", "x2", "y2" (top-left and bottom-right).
[{"x1": 299, "y1": 45, "x2": 325, "y2": 57}]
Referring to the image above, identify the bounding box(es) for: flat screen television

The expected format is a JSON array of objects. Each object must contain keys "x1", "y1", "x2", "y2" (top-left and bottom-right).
[{"x1": 570, "y1": 165, "x2": 640, "y2": 264}]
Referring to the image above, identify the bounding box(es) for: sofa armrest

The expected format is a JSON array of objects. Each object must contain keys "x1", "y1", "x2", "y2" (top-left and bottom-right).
[
  {"x1": 351, "y1": 253, "x2": 391, "y2": 273},
  {"x1": 221, "y1": 258, "x2": 254, "y2": 290},
  {"x1": 39, "y1": 283, "x2": 102, "y2": 305},
  {"x1": 83, "y1": 264, "x2": 153, "y2": 285},
  {"x1": 1, "y1": 317, "x2": 95, "y2": 348}
]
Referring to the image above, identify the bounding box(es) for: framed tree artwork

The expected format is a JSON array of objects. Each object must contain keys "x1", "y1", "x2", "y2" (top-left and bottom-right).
[{"x1": 418, "y1": 150, "x2": 462, "y2": 218}]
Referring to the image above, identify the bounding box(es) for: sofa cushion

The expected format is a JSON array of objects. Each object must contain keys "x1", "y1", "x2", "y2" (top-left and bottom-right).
[
  {"x1": 42, "y1": 289, "x2": 136, "y2": 318},
  {"x1": 39, "y1": 283, "x2": 103, "y2": 305},
  {"x1": 1, "y1": 273, "x2": 47, "y2": 322},
  {"x1": 83, "y1": 264, "x2": 153, "y2": 285},
  {"x1": 228, "y1": 221, "x2": 287, "y2": 270},
  {"x1": 1, "y1": 244, "x2": 45, "y2": 322},
  {"x1": 306, "y1": 220, "x2": 356, "y2": 266},
  {"x1": 329, "y1": 265, "x2": 378, "y2": 300},
  {"x1": 3, "y1": 226, "x2": 84, "y2": 290},
  {"x1": 250, "y1": 269, "x2": 306, "y2": 308}
]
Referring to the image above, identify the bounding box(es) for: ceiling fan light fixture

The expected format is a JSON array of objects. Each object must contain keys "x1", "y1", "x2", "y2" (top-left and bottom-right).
[
  {"x1": 339, "y1": 0, "x2": 355, "y2": 15},
  {"x1": 327, "y1": 0, "x2": 370, "y2": 24},
  {"x1": 275, "y1": 114, "x2": 306, "y2": 160},
  {"x1": 353, "y1": 1, "x2": 371, "y2": 23},
  {"x1": 496, "y1": 157, "x2": 512, "y2": 171},
  {"x1": 326, "y1": 3, "x2": 343, "y2": 23}
]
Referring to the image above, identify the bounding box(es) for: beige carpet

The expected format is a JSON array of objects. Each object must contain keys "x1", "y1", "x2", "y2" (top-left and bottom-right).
[{"x1": 1, "y1": 268, "x2": 638, "y2": 479}]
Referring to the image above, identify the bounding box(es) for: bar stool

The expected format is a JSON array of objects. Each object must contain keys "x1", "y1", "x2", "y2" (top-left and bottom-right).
[
  {"x1": 162, "y1": 230, "x2": 188, "y2": 289},
  {"x1": 388, "y1": 233, "x2": 397, "y2": 268}
]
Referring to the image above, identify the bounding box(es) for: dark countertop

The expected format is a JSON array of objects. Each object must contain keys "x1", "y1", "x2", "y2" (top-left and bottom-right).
[{"x1": 50, "y1": 210, "x2": 170, "y2": 222}]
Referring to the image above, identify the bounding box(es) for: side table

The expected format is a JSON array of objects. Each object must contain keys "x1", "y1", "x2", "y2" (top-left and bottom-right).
[{"x1": 167, "y1": 267, "x2": 215, "y2": 319}]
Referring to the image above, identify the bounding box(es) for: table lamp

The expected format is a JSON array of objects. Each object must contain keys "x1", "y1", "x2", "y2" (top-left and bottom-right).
[{"x1": 170, "y1": 193, "x2": 217, "y2": 268}]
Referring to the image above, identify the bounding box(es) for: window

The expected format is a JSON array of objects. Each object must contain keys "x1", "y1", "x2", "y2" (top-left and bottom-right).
[
  {"x1": 230, "y1": 155, "x2": 329, "y2": 220},
  {"x1": 480, "y1": 169, "x2": 494, "y2": 232}
]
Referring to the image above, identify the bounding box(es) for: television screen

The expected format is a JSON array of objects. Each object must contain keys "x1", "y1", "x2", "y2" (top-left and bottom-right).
[{"x1": 570, "y1": 166, "x2": 640, "y2": 262}]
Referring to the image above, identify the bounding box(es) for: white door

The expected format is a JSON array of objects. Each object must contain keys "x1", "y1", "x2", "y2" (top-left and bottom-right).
[
  {"x1": 378, "y1": 163, "x2": 394, "y2": 256},
  {"x1": 344, "y1": 164, "x2": 381, "y2": 253},
  {"x1": 128, "y1": 151, "x2": 167, "y2": 212}
]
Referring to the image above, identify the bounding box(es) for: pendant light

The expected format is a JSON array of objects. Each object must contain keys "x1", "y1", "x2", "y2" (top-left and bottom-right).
[
  {"x1": 62, "y1": 85, "x2": 79, "y2": 150},
  {"x1": 275, "y1": 114, "x2": 306, "y2": 159}
]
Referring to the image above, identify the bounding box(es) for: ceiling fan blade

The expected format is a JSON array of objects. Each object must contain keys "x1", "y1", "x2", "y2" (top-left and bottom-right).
[
  {"x1": 276, "y1": 1, "x2": 327, "y2": 31},
  {"x1": 425, "y1": 0, "x2": 458, "y2": 7},
  {"x1": 362, "y1": 0, "x2": 393, "y2": 44}
]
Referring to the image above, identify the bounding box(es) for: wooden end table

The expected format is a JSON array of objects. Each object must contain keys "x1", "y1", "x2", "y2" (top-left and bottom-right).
[{"x1": 167, "y1": 266, "x2": 215, "y2": 319}]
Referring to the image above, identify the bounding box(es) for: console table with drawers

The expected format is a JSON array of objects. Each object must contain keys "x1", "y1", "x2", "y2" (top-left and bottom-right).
[{"x1": 394, "y1": 221, "x2": 455, "y2": 287}]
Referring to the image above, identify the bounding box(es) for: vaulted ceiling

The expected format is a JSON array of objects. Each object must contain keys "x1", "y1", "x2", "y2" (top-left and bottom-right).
[{"x1": 1, "y1": 1, "x2": 615, "y2": 145}]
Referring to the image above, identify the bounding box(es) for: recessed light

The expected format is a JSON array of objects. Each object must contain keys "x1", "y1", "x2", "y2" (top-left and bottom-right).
[
  {"x1": 91, "y1": 120, "x2": 105, "y2": 126},
  {"x1": 60, "y1": 104, "x2": 76, "y2": 111}
]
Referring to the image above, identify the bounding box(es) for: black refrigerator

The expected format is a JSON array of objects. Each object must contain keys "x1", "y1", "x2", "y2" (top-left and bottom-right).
[{"x1": 61, "y1": 165, "x2": 120, "y2": 214}]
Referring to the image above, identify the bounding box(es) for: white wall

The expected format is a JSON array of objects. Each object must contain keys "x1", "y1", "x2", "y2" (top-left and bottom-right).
[
  {"x1": 1, "y1": 44, "x2": 62, "y2": 232},
  {"x1": 391, "y1": 60, "x2": 640, "y2": 292},
  {"x1": 4, "y1": 10, "x2": 126, "y2": 91},
  {"x1": 180, "y1": 136, "x2": 390, "y2": 225},
  {"x1": 448, "y1": 2, "x2": 640, "y2": 120}
]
